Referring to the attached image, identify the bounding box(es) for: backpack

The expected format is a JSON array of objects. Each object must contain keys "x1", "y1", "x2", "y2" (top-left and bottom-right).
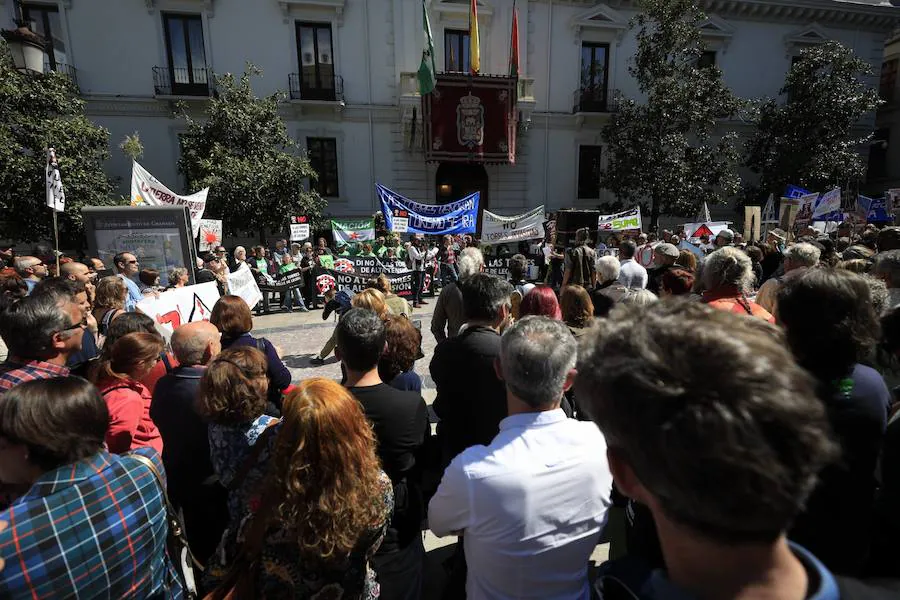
[{"x1": 567, "y1": 246, "x2": 595, "y2": 286}]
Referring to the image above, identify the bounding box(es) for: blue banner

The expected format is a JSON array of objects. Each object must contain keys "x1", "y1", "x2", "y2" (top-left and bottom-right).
[
  {"x1": 784, "y1": 184, "x2": 811, "y2": 199},
  {"x1": 377, "y1": 184, "x2": 478, "y2": 235},
  {"x1": 867, "y1": 198, "x2": 892, "y2": 223}
]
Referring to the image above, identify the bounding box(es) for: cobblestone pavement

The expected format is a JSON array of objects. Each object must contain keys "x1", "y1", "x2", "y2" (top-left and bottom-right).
[{"x1": 249, "y1": 303, "x2": 609, "y2": 595}]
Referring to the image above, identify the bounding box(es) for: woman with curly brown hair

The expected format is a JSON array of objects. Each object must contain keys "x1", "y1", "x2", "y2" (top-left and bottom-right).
[
  {"x1": 378, "y1": 315, "x2": 423, "y2": 393},
  {"x1": 198, "y1": 346, "x2": 281, "y2": 572},
  {"x1": 208, "y1": 378, "x2": 393, "y2": 599}
]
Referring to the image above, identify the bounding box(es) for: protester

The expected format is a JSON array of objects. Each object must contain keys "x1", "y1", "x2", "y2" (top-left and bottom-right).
[
  {"x1": 440, "y1": 234, "x2": 459, "y2": 286},
  {"x1": 151, "y1": 321, "x2": 228, "y2": 564},
  {"x1": 562, "y1": 227, "x2": 597, "y2": 289},
  {"x1": 430, "y1": 317, "x2": 613, "y2": 599},
  {"x1": 778, "y1": 268, "x2": 890, "y2": 575},
  {"x1": 338, "y1": 308, "x2": 430, "y2": 600},
  {"x1": 59, "y1": 259, "x2": 96, "y2": 292},
  {"x1": 660, "y1": 268, "x2": 696, "y2": 297},
  {"x1": 646, "y1": 243, "x2": 680, "y2": 295},
  {"x1": 519, "y1": 285, "x2": 562, "y2": 320},
  {"x1": 508, "y1": 254, "x2": 535, "y2": 319},
  {"x1": 277, "y1": 253, "x2": 309, "y2": 312},
  {"x1": 407, "y1": 237, "x2": 439, "y2": 309},
  {"x1": 32, "y1": 278, "x2": 99, "y2": 376},
  {"x1": 0, "y1": 377, "x2": 184, "y2": 597},
  {"x1": 98, "y1": 312, "x2": 176, "y2": 392},
  {"x1": 877, "y1": 226, "x2": 900, "y2": 252},
  {"x1": 370, "y1": 273, "x2": 411, "y2": 318},
  {"x1": 199, "y1": 346, "x2": 280, "y2": 572},
  {"x1": 702, "y1": 247, "x2": 774, "y2": 323},
  {"x1": 378, "y1": 314, "x2": 423, "y2": 393},
  {"x1": 196, "y1": 251, "x2": 228, "y2": 296},
  {"x1": 617, "y1": 240, "x2": 648, "y2": 289},
  {"x1": 675, "y1": 248, "x2": 698, "y2": 273},
  {"x1": 744, "y1": 245, "x2": 764, "y2": 288},
  {"x1": 230, "y1": 246, "x2": 247, "y2": 272},
  {"x1": 431, "y1": 274, "x2": 512, "y2": 469},
  {"x1": 13, "y1": 256, "x2": 48, "y2": 294},
  {"x1": 300, "y1": 243, "x2": 319, "y2": 309},
  {"x1": 166, "y1": 266, "x2": 190, "y2": 289},
  {"x1": 208, "y1": 378, "x2": 393, "y2": 598},
  {"x1": 211, "y1": 295, "x2": 292, "y2": 411},
  {"x1": 714, "y1": 228, "x2": 735, "y2": 248},
  {"x1": 91, "y1": 275, "x2": 127, "y2": 338},
  {"x1": 576, "y1": 302, "x2": 864, "y2": 598},
  {"x1": 619, "y1": 288, "x2": 659, "y2": 307},
  {"x1": 112, "y1": 252, "x2": 143, "y2": 311},
  {"x1": 873, "y1": 249, "x2": 900, "y2": 311},
  {"x1": 0, "y1": 291, "x2": 83, "y2": 391},
  {"x1": 138, "y1": 268, "x2": 160, "y2": 295},
  {"x1": 432, "y1": 247, "x2": 484, "y2": 342},
  {"x1": 560, "y1": 285, "x2": 594, "y2": 338},
  {"x1": 352, "y1": 288, "x2": 392, "y2": 320},
  {"x1": 756, "y1": 242, "x2": 821, "y2": 316},
  {"x1": 92, "y1": 331, "x2": 165, "y2": 454}
]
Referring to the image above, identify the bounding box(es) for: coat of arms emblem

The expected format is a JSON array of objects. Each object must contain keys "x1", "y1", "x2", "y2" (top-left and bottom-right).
[{"x1": 456, "y1": 92, "x2": 484, "y2": 149}]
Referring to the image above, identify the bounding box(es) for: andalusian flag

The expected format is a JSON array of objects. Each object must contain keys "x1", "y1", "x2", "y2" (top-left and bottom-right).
[
  {"x1": 470, "y1": 0, "x2": 480, "y2": 74},
  {"x1": 417, "y1": 0, "x2": 437, "y2": 94},
  {"x1": 331, "y1": 218, "x2": 375, "y2": 245}
]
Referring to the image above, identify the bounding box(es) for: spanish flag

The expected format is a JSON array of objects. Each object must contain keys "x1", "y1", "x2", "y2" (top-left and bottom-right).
[{"x1": 470, "y1": 0, "x2": 480, "y2": 74}]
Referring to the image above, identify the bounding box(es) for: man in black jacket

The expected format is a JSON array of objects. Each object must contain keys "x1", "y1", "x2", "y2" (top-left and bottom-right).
[
  {"x1": 151, "y1": 321, "x2": 228, "y2": 564},
  {"x1": 338, "y1": 308, "x2": 430, "y2": 600},
  {"x1": 430, "y1": 273, "x2": 513, "y2": 470}
]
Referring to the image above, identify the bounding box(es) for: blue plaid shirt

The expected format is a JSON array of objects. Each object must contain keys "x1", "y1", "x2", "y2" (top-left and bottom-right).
[{"x1": 0, "y1": 448, "x2": 184, "y2": 599}]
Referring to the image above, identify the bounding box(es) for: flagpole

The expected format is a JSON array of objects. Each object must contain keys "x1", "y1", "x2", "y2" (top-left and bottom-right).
[
  {"x1": 52, "y1": 208, "x2": 60, "y2": 274},
  {"x1": 507, "y1": 0, "x2": 515, "y2": 78}
]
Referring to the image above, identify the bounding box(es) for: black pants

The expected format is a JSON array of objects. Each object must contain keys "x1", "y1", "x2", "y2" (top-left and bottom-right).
[
  {"x1": 412, "y1": 271, "x2": 425, "y2": 305},
  {"x1": 371, "y1": 535, "x2": 425, "y2": 600}
]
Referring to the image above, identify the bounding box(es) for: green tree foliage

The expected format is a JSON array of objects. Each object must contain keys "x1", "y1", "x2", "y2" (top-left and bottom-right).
[
  {"x1": 178, "y1": 65, "x2": 326, "y2": 238},
  {"x1": 119, "y1": 133, "x2": 144, "y2": 162},
  {"x1": 601, "y1": 0, "x2": 742, "y2": 229},
  {"x1": 0, "y1": 42, "x2": 117, "y2": 244},
  {"x1": 744, "y1": 41, "x2": 881, "y2": 200}
]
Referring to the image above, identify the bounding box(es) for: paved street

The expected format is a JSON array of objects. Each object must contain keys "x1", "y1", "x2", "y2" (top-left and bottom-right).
[{"x1": 249, "y1": 302, "x2": 610, "y2": 595}]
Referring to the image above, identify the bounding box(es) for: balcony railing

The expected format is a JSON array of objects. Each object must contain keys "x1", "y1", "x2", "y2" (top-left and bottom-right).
[
  {"x1": 153, "y1": 66, "x2": 213, "y2": 97},
  {"x1": 289, "y1": 73, "x2": 344, "y2": 102},
  {"x1": 573, "y1": 86, "x2": 620, "y2": 114},
  {"x1": 45, "y1": 62, "x2": 79, "y2": 91}
]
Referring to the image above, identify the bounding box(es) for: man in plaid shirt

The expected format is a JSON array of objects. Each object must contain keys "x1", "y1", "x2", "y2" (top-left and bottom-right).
[
  {"x1": 0, "y1": 286, "x2": 84, "y2": 392},
  {"x1": 0, "y1": 377, "x2": 184, "y2": 598}
]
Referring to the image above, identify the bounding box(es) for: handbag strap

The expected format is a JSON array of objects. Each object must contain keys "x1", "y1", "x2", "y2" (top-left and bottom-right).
[
  {"x1": 226, "y1": 421, "x2": 279, "y2": 491},
  {"x1": 129, "y1": 452, "x2": 204, "y2": 572}
]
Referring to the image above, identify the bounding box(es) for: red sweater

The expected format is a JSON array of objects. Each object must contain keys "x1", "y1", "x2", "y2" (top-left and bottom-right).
[{"x1": 99, "y1": 378, "x2": 164, "y2": 455}]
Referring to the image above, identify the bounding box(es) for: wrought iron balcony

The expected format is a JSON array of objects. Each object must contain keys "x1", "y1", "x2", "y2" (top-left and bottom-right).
[
  {"x1": 152, "y1": 66, "x2": 213, "y2": 97},
  {"x1": 573, "y1": 86, "x2": 620, "y2": 114},
  {"x1": 289, "y1": 73, "x2": 344, "y2": 102},
  {"x1": 45, "y1": 62, "x2": 79, "y2": 92}
]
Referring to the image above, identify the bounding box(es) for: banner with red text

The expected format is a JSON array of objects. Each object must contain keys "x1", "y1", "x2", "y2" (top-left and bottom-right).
[{"x1": 131, "y1": 160, "x2": 208, "y2": 238}]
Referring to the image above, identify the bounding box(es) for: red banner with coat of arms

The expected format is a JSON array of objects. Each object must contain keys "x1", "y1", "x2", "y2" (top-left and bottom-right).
[{"x1": 424, "y1": 74, "x2": 517, "y2": 164}]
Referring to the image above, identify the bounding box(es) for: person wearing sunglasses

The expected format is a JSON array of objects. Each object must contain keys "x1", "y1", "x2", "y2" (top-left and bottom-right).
[
  {"x1": 112, "y1": 252, "x2": 144, "y2": 312},
  {"x1": 13, "y1": 256, "x2": 48, "y2": 294}
]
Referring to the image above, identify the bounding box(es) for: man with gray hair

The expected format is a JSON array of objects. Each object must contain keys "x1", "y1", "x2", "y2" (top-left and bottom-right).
[
  {"x1": 430, "y1": 316, "x2": 613, "y2": 599},
  {"x1": 873, "y1": 249, "x2": 900, "y2": 311},
  {"x1": 0, "y1": 291, "x2": 83, "y2": 391},
  {"x1": 756, "y1": 242, "x2": 821, "y2": 316},
  {"x1": 432, "y1": 246, "x2": 485, "y2": 342},
  {"x1": 151, "y1": 320, "x2": 226, "y2": 562},
  {"x1": 14, "y1": 256, "x2": 49, "y2": 294}
]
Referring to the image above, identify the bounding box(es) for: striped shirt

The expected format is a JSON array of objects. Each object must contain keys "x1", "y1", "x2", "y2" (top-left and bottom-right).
[{"x1": 0, "y1": 448, "x2": 184, "y2": 599}]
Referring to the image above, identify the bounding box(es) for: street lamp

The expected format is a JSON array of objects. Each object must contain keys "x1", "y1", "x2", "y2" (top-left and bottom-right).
[{"x1": 1, "y1": 0, "x2": 47, "y2": 73}]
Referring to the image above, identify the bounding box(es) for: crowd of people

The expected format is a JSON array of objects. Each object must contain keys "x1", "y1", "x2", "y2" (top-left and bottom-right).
[{"x1": 1, "y1": 219, "x2": 900, "y2": 599}]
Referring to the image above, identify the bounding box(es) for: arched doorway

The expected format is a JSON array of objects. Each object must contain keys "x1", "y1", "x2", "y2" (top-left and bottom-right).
[{"x1": 435, "y1": 162, "x2": 488, "y2": 234}]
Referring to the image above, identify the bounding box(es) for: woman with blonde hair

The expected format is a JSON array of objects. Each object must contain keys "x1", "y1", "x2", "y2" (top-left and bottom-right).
[
  {"x1": 92, "y1": 275, "x2": 127, "y2": 337},
  {"x1": 207, "y1": 379, "x2": 392, "y2": 599},
  {"x1": 92, "y1": 331, "x2": 165, "y2": 454},
  {"x1": 352, "y1": 288, "x2": 391, "y2": 320},
  {"x1": 369, "y1": 274, "x2": 411, "y2": 317}
]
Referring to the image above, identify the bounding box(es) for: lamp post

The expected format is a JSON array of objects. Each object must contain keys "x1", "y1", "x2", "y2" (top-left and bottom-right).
[{"x1": 1, "y1": 0, "x2": 47, "y2": 73}]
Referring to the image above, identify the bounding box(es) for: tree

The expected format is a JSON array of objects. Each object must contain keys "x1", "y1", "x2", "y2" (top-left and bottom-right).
[
  {"x1": 744, "y1": 41, "x2": 881, "y2": 200},
  {"x1": 0, "y1": 42, "x2": 118, "y2": 244},
  {"x1": 178, "y1": 65, "x2": 326, "y2": 239},
  {"x1": 119, "y1": 132, "x2": 144, "y2": 162},
  {"x1": 601, "y1": 0, "x2": 742, "y2": 229}
]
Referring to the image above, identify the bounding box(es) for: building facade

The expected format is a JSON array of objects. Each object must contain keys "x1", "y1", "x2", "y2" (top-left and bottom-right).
[
  {"x1": 871, "y1": 29, "x2": 900, "y2": 193},
  {"x1": 5, "y1": 0, "x2": 899, "y2": 226}
]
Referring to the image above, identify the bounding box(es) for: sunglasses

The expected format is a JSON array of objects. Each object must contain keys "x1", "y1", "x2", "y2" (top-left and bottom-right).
[
  {"x1": 125, "y1": 260, "x2": 138, "y2": 265},
  {"x1": 56, "y1": 316, "x2": 87, "y2": 334}
]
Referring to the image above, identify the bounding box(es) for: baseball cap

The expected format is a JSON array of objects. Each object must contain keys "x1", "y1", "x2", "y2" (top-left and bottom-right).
[{"x1": 655, "y1": 243, "x2": 680, "y2": 258}]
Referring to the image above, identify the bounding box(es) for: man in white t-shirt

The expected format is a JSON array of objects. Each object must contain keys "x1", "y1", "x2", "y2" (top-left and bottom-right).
[
  {"x1": 429, "y1": 317, "x2": 613, "y2": 600},
  {"x1": 617, "y1": 240, "x2": 648, "y2": 289}
]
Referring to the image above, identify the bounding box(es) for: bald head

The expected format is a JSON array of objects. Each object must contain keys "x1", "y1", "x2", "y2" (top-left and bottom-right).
[
  {"x1": 171, "y1": 321, "x2": 221, "y2": 366},
  {"x1": 60, "y1": 261, "x2": 91, "y2": 283}
]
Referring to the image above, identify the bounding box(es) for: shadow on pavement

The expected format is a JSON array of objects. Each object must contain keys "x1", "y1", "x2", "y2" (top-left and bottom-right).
[{"x1": 281, "y1": 354, "x2": 340, "y2": 369}]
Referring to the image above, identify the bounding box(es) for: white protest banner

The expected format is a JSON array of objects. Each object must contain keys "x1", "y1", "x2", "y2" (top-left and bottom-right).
[
  {"x1": 481, "y1": 205, "x2": 545, "y2": 245},
  {"x1": 131, "y1": 160, "x2": 208, "y2": 238},
  {"x1": 794, "y1": 192, "x2": 819, "y2": 227},
  {"x1": 598, "y1": 207, "x2": 642, "y2": 232},
  {"x1": 226, "y1": 263, "x2": 262, "y2": 310},
  {"x1": 812, "y1": 188, "x2": 841, "y2": 219},
  {"x1": 198, "y1": 219, "x2": 222, "y2": 251},
  {"x1": 136, "y1": 281, "x2": 220, "y2": 341},
  {"x1": 46, "y1": 148, "x2": 66, "y2": 213},
  {"x1": 289, "y1": 216, "x2": 310, "y2": 242}
]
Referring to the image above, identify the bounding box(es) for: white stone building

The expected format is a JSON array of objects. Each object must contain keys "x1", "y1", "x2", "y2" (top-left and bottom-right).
[{"x1": 4, "y1": 0, "x2": 899, "y2": 227}]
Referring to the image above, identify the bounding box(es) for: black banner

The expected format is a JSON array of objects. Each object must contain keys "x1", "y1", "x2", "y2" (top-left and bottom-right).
[
  {"x1": 312, "y1": 255, "x2": 438, "y2": 299},
  {"x1": 258, "y1": 269, "x2": 304, "y2": 294}
]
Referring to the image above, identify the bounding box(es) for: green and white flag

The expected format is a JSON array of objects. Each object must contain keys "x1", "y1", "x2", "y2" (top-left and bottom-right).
[
  {"x1": 417, "y1": 0, "x2": 437, "y2": 95},
  {"x1": 331, "y1": 218, "x2": 375, "y2": 245}
]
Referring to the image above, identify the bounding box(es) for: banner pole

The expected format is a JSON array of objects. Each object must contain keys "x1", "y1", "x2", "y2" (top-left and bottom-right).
[{"x1": 52, "y1": 208, "x2": 61, "y2": 274}]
